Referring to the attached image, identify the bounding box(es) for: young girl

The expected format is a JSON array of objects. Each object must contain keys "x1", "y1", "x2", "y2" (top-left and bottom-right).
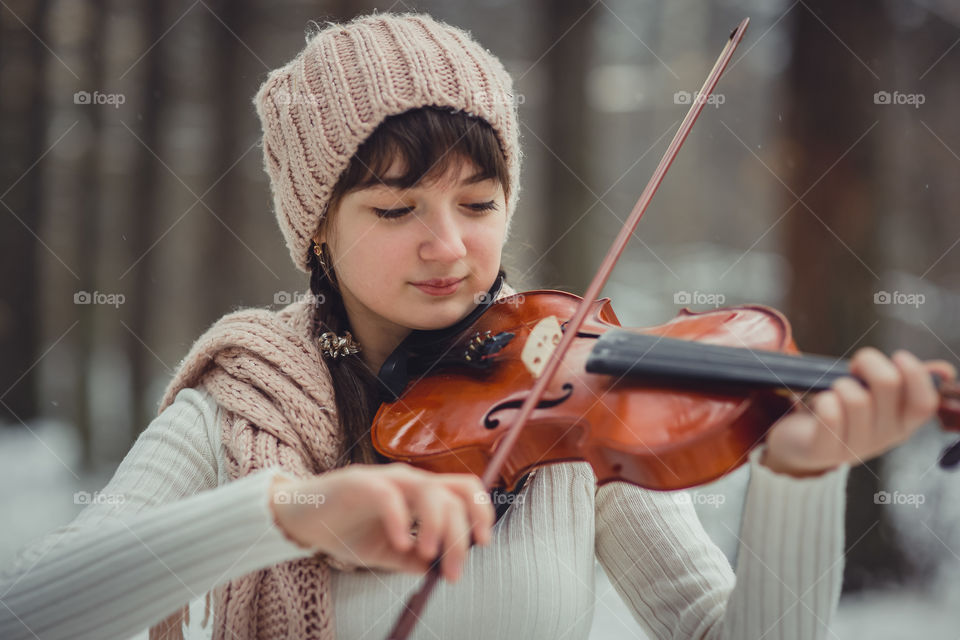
[{"x1": 1, "y1": 11, "x2": 954, "y2": 640}]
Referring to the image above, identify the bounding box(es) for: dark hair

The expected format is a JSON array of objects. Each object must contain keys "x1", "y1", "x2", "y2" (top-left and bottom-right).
[{"x1": 308, "y1": 106, "x2": 512, "y2": 466}]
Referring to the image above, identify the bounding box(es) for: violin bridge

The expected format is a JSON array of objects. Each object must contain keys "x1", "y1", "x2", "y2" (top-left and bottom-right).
[{"x1": 522, "y1": 315, "x2": 563, "y2": 379}]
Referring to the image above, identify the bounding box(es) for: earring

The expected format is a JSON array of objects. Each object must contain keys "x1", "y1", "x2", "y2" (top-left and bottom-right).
[
  {"x1": 313, "y1": 242, "x2": 326, "y2": 270},
  {"x1": 318, "y1": 330, "x2": 361, "y2": 359}
]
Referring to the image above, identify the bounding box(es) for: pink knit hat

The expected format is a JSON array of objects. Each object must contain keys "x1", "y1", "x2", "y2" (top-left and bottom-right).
[{"x1": 254, "y1": 12, "x2": 523, "y2": 274}]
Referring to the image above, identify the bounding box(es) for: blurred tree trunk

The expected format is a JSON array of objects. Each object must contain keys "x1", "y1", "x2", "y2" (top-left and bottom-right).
[
  {"x1": 73, "y1": 0, "x2": 107, "y2": 468},
  {"x1": 782, "y1": 1, "x2": 906, "y2": 591},
  {"x1": 0, "y1": 0, "x2": 48, "y2": 425},
  {"x1": 202, "y1": 0, "x2": 250, "y2": 325},
  {"x1": 888, "y1": 12, "x2": 960, "y2": 304},
  {"x1": 538, "y1": 0, "x2": 598, "y2": 293},
  {"x1": 127, "y1": 0, "x2": 163, "y2": 439}
]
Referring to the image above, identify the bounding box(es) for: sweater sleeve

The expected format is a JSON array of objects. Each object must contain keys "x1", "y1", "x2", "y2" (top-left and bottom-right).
[
  {"x1": 595, "y1": 444, "x2": 848, "y2": 640},
  {"x1": 0, "y1": 387, "x2": 316, "y2": 640}
]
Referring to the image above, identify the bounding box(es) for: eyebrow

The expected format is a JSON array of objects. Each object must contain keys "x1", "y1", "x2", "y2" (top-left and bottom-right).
[{"x1": 367, "y1": 170, "x2": 494, "y2": 190}]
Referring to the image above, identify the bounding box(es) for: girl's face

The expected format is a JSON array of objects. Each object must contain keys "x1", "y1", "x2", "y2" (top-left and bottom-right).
[{"x1": 318, "y1": 157, "x2": 507, "y2": 339}]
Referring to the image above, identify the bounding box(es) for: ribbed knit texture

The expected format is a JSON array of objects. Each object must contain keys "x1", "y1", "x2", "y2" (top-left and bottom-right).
[
  {"x1": 255, "y1": 12, "x2": 523, "y2": 273},
  {"x1": 141, "y1": 299, "x2": 334, "y2": 639},
  {"x1": 0, "y1": 381, "x2": 850, "y2": 640}
]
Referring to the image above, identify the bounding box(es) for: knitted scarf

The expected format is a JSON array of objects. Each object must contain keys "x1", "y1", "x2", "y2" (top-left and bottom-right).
[{"x1": 148, "y1": 282, "x2": 517, "y2": 639}]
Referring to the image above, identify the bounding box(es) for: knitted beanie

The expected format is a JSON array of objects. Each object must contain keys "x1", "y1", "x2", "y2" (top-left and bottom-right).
[{"x1": 254, "y1": 12, "x2": 523, "y2": 274}]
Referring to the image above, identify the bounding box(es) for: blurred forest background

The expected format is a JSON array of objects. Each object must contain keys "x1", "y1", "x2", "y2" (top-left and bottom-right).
[{"x1": 3, "y1": 0, "x2": 960, "y2": 637}]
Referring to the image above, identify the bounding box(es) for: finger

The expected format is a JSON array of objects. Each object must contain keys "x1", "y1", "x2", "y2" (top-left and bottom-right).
[
  {"x1": 437, "y1": 494, "x2": 471, "y2": 583},
  {"x1": 374, "y1": 482, "x2": 415, "y2": 554},
  {"x1": 810, "y1": 389, "x2": 847, "y2": 459},
  {"x1": 831, "y1": 376, "x2": 874, "y2": 453},
  {"x1": 850, "y1": 347, "x2": 902, "y2": 435},
  {"x1": 385, "y1": 464, "x2": 447, "y2": 561},
  {"x1": 894, "y1": 351, "x2": 940, "y2": 430},
  {"x1": 405, "y1": 483, "x2": 446, "y2": 562},
  {"x1": 441, "y1": 475, "x2": 495, "y2": 547}
]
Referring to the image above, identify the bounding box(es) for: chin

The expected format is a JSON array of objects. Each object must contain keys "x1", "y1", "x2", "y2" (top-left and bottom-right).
[{"x1": 406, "y1": 299, "x2": 475, "y2": 331}]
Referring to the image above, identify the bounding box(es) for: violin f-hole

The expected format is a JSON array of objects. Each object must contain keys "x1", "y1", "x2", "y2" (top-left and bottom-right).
[{"x1": 484, "y1": 383, "x2": 575, "y2": 429}]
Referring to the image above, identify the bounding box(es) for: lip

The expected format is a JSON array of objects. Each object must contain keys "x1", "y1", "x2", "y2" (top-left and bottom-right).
[{"x1": 411, "y1": 277, "x2": 465, "y2": 296}]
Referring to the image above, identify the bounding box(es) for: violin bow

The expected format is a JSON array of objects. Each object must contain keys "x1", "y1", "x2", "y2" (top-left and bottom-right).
[{"x1": 385, "y1": 17, "x2": 751, "y2": 640}]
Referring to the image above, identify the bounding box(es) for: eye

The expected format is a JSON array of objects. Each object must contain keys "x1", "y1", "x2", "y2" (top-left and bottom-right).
[
  {"x1": 466, "y1": 200, "x2": 498, "y2": 212},
  {"x1": 372, "y1": 206, "x2": 414, "y2": 219},
  {"x1": 373, "y1": 201, "x2": 498, "y2": 219}
]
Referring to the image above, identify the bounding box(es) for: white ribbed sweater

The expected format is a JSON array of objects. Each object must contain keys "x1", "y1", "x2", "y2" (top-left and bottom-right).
[{"x1": 0, "y1": 386, "x2": 848, "y2": 640}]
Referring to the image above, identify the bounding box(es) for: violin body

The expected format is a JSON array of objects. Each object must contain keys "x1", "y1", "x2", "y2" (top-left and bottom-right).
[{"x1": 371, "y1": 290, "x2": 802, "y2": 492}]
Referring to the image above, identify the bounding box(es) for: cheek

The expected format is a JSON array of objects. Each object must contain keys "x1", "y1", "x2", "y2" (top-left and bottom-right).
[
  {"x1": 467, "y1": 217, "x2": 506, "y2": 268},
  {"x1": 333, "y1": 225, "x2": 409, "y2": 295}
]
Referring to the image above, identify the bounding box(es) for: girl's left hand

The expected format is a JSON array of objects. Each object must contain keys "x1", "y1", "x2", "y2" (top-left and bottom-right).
[{"x1": 761, "y1": 347, "x2": 957, "y2": 477}]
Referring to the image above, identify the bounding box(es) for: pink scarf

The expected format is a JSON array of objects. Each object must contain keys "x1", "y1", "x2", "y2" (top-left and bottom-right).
[{"x1": 148, "y1": 296, "x2": 351, "y2": 639}]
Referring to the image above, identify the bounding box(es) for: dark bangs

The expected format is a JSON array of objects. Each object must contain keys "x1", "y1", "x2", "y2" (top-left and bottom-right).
[{"x1": 327, "y1": 106, "x2": 510, "y2": 211}]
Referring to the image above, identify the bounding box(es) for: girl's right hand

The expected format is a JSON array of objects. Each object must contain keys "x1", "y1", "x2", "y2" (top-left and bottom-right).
[{"x1": 268, "y1": 463, "x2": 495, "y2": 583}]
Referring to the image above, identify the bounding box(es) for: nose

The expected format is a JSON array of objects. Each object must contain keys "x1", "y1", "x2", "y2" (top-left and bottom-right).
[{"x1": 418, "y1": 206, "x2": 467, "y2": 263}]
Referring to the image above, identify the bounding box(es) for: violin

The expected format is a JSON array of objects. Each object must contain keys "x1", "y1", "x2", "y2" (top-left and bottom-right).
[
  {"x1": 369, "y1": 17, "x2": 960, "y2": 639},
  {"x1": 372, "y1": 291, "x2": 960, "y2": 493}
]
